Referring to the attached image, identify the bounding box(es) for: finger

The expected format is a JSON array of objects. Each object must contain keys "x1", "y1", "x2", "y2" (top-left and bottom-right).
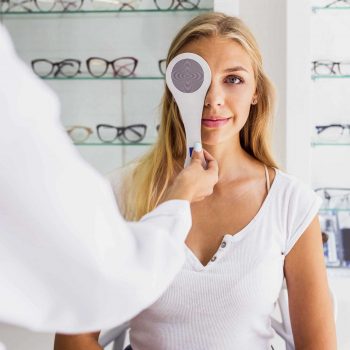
[
  {"x1": 191, "y1": 142, "x2": 205, "y2": 163},
  {"x1": 191, "y1": 149, "x2": 203, "y2": 160},
  {"x1": 203, "y1": 149, "x2": 215, "y2": 161},
  {"x1": 203, "y1": 149, "x2": 217, "y2": 168},
  {"x1": 206, "y1": 156, "x2": 219, "y2": 174}
]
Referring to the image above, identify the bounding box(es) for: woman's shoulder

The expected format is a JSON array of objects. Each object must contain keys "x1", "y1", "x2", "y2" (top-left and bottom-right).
[
  {"x1": 273, "y1": 168, "x2": 308, "y2": 190},
  {"x1": 271, "y1": 168, "x2": 321, "y2": 208},
  {"x1": 271, "y1": 169, "x2": 323, "y2": 255}
]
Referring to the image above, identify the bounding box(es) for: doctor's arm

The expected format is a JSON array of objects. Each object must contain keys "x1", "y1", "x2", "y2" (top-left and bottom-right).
[
  {"x1": 0, "y1": 24, "x2": 218, "y2": 333},
  {"x1": 284, "y1": 216, "x2": 337, "y2": 350}
]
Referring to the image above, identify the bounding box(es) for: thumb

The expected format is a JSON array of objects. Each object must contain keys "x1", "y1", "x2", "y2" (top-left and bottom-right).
[{"x1": 191, "y1": 142, "x2": 206, "y2": 167}]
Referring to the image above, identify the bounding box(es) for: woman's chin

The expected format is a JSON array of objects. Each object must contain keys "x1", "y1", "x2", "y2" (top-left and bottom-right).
[
  {"x1": 201, "y1": 135, "x2": 233, "y2": 147},
  {"x1": 201, "y1": 138, "x2": 224, "y2": 147}
]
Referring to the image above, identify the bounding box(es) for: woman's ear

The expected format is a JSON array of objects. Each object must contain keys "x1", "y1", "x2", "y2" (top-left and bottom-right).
[{"x1": 251, "y1": 92, "x2": 258, "y2": 105}]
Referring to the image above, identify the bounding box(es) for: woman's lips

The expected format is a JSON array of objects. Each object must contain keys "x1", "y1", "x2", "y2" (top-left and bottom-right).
[{"x1": 201, "y1": 117, "x2": 231, "y2": 128}]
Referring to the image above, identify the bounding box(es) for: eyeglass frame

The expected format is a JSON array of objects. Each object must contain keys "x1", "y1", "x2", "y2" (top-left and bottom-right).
[
  {"x1": 1, "y1": 0, "x2": 84, "y2": 12},
  {"x1": 312, "y1": 60, "x2": 350, "y2": 76},
  {"x1": 96, "y1": 123, "x2": 147, "y2": 143},
  {"x1": 153, "y1": 0, "x2": 200, "y2": 10},
  {"x1": 65, "y1": 125, "x2": 93, "y2": 143},
  {"x1": 31, "y1": 58, "x2": 82, "y2": 78},
  {"x1": 86, "y1": 56, "x2": 138, "y2": 78},
  {"x1": 158, "y1": 59, "x2": 166, "y2": 76},
  {"x1": 31, "y1": 56, "x2": 138, "y2": 78},
  {"x1": 315, "y1": 124, "x2": 350, "y2": 135},
  {"x1": 323, "y1": 0, "x2": 350, "y2": 8}
]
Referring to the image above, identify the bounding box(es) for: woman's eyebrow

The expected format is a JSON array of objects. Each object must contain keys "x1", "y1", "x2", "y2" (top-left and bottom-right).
[{"x1": 224, "y1": 66, "x2": 249, "y2": 73}]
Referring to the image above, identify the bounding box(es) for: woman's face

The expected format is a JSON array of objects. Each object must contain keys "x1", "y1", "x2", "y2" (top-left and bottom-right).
[{"x1": 180, "y1": 36, "x2": 257, "y2": 146}]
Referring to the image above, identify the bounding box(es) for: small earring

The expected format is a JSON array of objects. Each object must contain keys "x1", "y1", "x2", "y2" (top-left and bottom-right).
[{"x1": 252, "y1": 98, "x2": 257, "y2": 105}]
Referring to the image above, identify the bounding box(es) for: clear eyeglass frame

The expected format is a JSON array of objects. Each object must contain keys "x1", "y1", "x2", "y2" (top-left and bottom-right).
[{"x1": 65, "y1": 125, "x2": 93, "y2": 143}]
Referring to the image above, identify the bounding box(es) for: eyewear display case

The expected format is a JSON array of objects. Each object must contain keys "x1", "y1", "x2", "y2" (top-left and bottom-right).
[{"x1": 0, "y1": 0, "x2": 214, "y2": 174}]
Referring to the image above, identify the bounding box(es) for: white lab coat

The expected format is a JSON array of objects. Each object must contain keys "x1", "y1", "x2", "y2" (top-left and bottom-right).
[{"x1": 0, "y1": 24, "x2": 191, "y2": 334}]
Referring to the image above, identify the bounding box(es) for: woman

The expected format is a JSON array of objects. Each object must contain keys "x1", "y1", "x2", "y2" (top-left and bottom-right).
[{"x1": 55, "y1": 12, "x2": 336, "y2": 349}]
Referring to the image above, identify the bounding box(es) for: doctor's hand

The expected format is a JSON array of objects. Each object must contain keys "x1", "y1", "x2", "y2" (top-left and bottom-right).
[{"x1": 164, "y1": 143, "x2": 219, "y2": 203}]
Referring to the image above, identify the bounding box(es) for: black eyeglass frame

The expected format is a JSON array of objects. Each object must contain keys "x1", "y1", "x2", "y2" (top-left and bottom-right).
[
  {"x1": 1, "y1": 0, "x2": 84, "y2": 12},
  {"x1": 96, "y1": 124, "x2": 147, "y2": 143},
  {"x1": 312, "y1": 60, "x2": 350, "y2": 76},
  {"x1": 86, "y1": 57, "x2": 138, "y2": 78},
  {"x1": 315, "y1": 124, "x2": 350, "y2": 135},
  {"x1": 158, "y1": 59, "x2": 166, "y2": 76},
  {"x1": 323, "y1": 0, "x2": 350, "y2": 8},
  {"x1": 31, "y1": 58, "x2": 82, "y2": 78}
]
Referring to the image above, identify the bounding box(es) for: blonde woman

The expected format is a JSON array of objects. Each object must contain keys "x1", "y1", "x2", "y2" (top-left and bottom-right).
[{"x1": 55, "y1": 13, "x2": 336, "y2": 350}]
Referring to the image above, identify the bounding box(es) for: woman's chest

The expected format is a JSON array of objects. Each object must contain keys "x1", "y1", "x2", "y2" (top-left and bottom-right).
[
  {"x1": 146, "y1": 240, "x2": 285, "y2": 320},
  {"x1": 186, "y1": 189, "x2": 267, "y2": 266}
]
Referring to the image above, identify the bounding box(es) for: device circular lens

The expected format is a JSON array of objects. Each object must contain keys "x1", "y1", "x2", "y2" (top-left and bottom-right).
[{"x1": 171, "y1": 58, "x2": 204, "y2": 93}]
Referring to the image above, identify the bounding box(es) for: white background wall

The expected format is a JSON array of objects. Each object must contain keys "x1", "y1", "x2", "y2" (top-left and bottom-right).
[
  {"x1": 240, "y1": 1, "x2": 350, "y2": 349},
  {"x1": 239, "y1": 0, "x2": 287, "y2": 171}
]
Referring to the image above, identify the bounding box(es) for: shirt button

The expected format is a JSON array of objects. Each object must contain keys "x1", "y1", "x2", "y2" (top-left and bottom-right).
[
  {"x1": 221, "y1": 241, "x2": 226, "y2": 248},
  {"x1": 211, "y1": 256, "x2": 217, "y2": 262}
]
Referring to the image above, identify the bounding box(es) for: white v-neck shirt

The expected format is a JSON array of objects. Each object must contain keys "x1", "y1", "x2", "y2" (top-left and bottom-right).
[{"x1": 119, "y1": 169, "x2": 322, "y2": 350}]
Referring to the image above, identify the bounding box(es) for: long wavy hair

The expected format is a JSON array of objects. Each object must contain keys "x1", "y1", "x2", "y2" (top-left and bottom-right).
[{"x1": 121, "y1": 12, "x2": 278, "y2": 220}]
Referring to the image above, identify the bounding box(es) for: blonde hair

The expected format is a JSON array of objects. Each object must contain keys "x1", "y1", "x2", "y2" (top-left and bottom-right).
[{"x1": 122, "y1": 12, "x2": 278, "y2": 220}]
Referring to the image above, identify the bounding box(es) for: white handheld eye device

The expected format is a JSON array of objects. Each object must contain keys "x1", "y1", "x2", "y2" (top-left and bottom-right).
[{"x1": 165, "y1": 53, "x2": 211, "y2": 166}]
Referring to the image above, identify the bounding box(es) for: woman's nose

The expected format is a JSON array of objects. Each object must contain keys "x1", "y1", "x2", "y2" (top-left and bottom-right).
[{"x1": 204, "y1": 83, "x2": 224, "y2": 108}]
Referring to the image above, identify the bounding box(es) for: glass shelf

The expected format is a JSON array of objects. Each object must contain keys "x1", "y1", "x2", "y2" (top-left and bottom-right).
[
  {"x1": 319, "y1": 208, "x2": 350, "y2": 213},
  {"x1": 311, "y1": 141, "x2": 350, "y2": 147},
  {"x1": 0, "y1": 7, "x2": 213, "y2": 16},
  {"x1": 42, "y1": 76, "x2": 164, "y2": 80},
  {"x1": 74, "y1": 140, "x2": 155, "y2": 146},
  {"x1": 312, "y1": 74, "x2": 350, "y2": 80},
  {"x1": 312, "y1": 6, "x2": 350, "y2": 12}
]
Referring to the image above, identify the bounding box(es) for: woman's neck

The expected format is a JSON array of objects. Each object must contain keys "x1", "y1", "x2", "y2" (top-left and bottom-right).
[{"x1": 203, "y1": 137, "x2": 259, "y2": 184}]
